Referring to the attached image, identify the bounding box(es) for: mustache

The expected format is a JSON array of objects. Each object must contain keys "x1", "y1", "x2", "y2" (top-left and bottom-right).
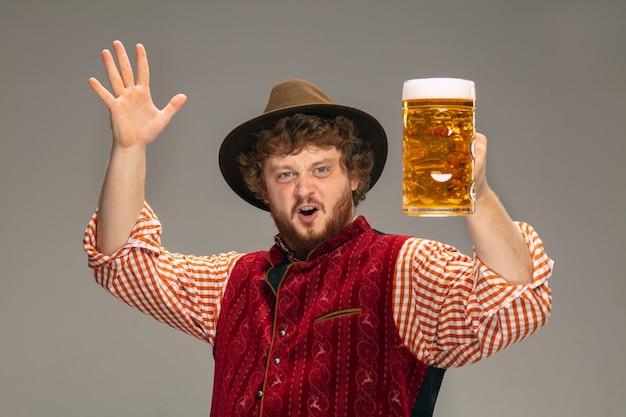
[{"x1": 291, "y1": 197, "x2": 325, "y2": 216}]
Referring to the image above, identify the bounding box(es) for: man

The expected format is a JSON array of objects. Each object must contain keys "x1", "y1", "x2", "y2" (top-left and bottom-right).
[{"x1": 84, "y1": 41, "x2": 553, "y2": 417}]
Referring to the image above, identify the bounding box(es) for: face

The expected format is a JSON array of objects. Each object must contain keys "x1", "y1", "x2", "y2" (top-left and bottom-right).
[{"x1": 262, "y1": 145, "x2": 360, "y2": 259}]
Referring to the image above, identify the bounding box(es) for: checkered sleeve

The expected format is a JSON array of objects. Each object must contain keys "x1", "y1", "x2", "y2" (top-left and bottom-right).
[
  {"x1": 83, "y1": 202, "x2": 243, "y2": 345},
  {"x1": 393, "y1": 221, "x2": 553, "y2": 368}
]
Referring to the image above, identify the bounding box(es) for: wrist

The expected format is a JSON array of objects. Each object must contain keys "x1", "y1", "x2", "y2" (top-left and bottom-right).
[
  {"x1": 110, "y1": 142, "x2": 148, "y2": 156},
  {"x1": 474, "y1": 181, "x2": 495, "y2": 206}
]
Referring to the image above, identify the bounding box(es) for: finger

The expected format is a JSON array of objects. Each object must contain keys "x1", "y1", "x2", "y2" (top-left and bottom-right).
[
  {"x1": 101, "y1": 48, "x2": 125, "y2": 97},
  {"x1": 474, "y1": 133, "x2": 487, "y2": 157},
  {"x1": 135, "y1": 43, "x2": 150, "y2": 87},
  {"x1": 112, "y1": 40, "x2": 135, "y2": 88},
  {"x1": 161, "y1": 93, "x2": 188, "y2": 120},
  {"x1": 473, "y1": 133, "x2": 487, "y2": 175},
  {"x1": 88, "y1": 77, "x2": 116, "y2": 108}
]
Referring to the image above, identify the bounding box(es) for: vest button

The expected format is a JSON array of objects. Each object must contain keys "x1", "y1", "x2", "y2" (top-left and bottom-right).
[
  {"x1": 257, "y1": 390, "x2": 263, "y2": 398},
  {"x1": 274, "y1": 358, "x2": 281, "y2": 365},
  {"x1": 279, "y1": 329, "x2": 287, "y2": 337}
]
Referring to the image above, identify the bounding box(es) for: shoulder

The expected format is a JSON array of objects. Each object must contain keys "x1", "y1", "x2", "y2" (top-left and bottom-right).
[{"x1": 232, "y1": 250, "x2": 270, "y2": 269}]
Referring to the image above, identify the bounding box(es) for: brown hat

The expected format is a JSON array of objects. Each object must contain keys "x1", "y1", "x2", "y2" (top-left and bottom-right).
[{"x1": 218, "y1": 79, "x2": 388, "y2": 211}]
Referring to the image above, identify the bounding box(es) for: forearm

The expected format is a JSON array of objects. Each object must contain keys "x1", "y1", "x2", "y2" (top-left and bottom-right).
[
  {"x1": 466, "y1": 187, "x2": 533, "y2": 285},
  {"x1": 96, "y1": 145, "x2": 147, "y2": 255}
]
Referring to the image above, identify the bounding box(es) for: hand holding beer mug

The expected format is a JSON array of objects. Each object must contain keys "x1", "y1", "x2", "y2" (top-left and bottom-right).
[{"x1": 402, "y1": 78, "x2": 476, "y2": 216}]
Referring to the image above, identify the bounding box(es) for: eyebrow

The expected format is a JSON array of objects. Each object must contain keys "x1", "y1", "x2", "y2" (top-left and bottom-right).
[{"x1": 268, "y1": 157, "x2": 338, "y2": 172}]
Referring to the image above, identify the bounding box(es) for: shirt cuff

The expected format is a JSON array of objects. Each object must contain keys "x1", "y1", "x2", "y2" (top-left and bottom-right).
[
  {"x1": 473, "y1": 221, "x2": 554, "y2": 317},
  {"x1": 82, "y1": 202, "x2": 163, "y2": 269}
]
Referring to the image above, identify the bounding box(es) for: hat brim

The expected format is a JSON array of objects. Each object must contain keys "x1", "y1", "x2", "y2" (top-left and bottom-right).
[{"x1": 219, "y1": 103, "x2": 388, "y2": 211}]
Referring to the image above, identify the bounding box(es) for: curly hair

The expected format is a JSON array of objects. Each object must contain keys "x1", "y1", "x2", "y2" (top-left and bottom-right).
[{"x1": 238, "y1": 113, "x2": 374, "y2": 207}]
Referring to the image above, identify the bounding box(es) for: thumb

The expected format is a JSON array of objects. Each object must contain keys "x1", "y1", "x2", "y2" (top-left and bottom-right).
[{"x1": 162, "y1": 93, "x2": 187, "y2": 119}]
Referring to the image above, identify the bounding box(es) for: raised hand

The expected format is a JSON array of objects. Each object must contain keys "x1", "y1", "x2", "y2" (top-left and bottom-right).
[
  {"x1": 88, "y1": 40, "x2": 187, "y2": 149},
  {"x1": 466, "y1": 132, "x2": 534, "y2": 285},
  {"x1": 88, "y1": 41, "x2": 187, "y2": 255}
]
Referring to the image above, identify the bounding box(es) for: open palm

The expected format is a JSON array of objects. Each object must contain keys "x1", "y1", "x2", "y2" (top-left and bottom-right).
[{"x1": 88, "y1": 41, "x2": 186, "y2": 149}]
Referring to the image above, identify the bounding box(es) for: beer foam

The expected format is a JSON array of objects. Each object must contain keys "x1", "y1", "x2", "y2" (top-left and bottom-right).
[{"x1": 403, "y1": 78, "x2": 475, "y2": 100}]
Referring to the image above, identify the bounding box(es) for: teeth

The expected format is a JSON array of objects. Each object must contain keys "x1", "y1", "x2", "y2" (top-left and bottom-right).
[{"x1": 300, "y1": 206, "x2": 316, "y2": 214}]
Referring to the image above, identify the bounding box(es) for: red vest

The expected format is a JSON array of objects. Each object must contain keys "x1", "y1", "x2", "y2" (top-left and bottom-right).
[{"x1": 211, "y1": 217, "x2": 429, "y2": 417}]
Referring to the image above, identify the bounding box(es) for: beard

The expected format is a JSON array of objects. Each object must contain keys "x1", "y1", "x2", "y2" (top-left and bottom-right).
[{"x1": 269, "y1": 188, "x2": 355, "y2": 259}]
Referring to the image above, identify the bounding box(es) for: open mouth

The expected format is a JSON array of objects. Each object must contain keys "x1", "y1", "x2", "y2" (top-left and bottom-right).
[{"x1": 299, "y1": 206, "x2": 318, "y2": 217}]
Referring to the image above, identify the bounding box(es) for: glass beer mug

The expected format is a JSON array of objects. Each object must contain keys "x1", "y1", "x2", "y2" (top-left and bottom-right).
[{"x1": 402, "y1": 78, "x2": 476, "y2": 216}]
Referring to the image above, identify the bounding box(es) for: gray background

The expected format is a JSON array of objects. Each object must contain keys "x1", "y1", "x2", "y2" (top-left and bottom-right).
[{"x1": 1, "y1": 1, "x2": 624, "y2": 416}]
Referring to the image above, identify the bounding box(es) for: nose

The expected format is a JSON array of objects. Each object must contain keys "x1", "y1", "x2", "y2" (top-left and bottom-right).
[{"x1": 294, "y1": 174, "x2": 315, "y2": 199}]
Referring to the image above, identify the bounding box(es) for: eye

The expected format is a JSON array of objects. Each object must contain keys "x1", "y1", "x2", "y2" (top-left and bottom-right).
[
  {"x1": 314, "y1": 167, "x2": 330, "y2": 176},
  {"x1": 277, "y1": 172, "x2": 294, "y2": 182}
]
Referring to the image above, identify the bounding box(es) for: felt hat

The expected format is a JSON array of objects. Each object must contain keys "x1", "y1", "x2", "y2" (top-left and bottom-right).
[{"x1": 218, "y1": 79, "x2": 388, "y2": 211}]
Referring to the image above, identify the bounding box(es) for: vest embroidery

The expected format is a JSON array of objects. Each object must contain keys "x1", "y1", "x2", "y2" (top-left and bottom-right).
[{"x1": 212, "y1": 217, "x2": 429, "y2": 417}]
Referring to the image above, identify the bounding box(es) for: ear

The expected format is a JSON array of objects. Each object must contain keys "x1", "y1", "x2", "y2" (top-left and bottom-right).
[
  {"x1": 350, "y1": 176, "x2": 360, "y2": 192},
  {"x1": 261, "y1": 189, "x2": 269, "y2": 203}
]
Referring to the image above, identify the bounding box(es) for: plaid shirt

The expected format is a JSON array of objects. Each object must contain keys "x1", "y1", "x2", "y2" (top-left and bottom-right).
[{"x1": 83, "y1": 202, "x2": 553, "y2": 368}]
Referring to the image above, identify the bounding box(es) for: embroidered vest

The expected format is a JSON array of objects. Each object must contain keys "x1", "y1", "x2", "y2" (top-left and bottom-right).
[{"x1": 211, "y1": 217, "x2": 431, "y2": 417}]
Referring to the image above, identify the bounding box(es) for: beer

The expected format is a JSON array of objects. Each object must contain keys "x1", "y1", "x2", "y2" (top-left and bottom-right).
[{"x1": 402, "y1": 78, "x2": 476, "y2": 216}]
